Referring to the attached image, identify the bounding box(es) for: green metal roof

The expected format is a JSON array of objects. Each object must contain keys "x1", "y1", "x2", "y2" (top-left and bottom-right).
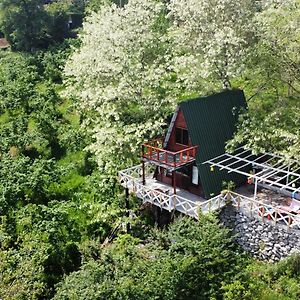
[{"x1": 179, "y1": 89, "x2": 247, "y2": 199}]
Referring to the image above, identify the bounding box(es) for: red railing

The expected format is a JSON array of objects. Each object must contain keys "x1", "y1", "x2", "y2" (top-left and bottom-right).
[{"x1": 142, "y1": 139, "x2": 198, "y2": 168}]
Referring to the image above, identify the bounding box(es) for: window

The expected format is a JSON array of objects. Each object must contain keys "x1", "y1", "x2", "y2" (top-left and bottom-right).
[{"x1": 175, "y1": 128, "x2": 189, "y2": 145}]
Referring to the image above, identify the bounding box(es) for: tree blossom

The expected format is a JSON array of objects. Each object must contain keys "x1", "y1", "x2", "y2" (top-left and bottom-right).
[
  {"x1": 168, "y1": 0, "x2": 257, "y2": 89},
  {"x1": 256, "y1": 0, "x2": 300, "y2": 94},
  {"x1": 64, "y1": 0, "x2": 175, "y2": 172},
  {"x1": 228, "y1": 0, "x2": 300, "y2": 161}
]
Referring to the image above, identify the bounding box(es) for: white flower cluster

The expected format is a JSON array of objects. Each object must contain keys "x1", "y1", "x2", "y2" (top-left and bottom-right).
[{"x1": 168, "y1": 0, "x2": 257, "y2": 89}]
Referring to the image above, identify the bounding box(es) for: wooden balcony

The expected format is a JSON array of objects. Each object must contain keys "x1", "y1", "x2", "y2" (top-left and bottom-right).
[{"x1": 141, "y1": 139, "x2": 198, "y2": 170}]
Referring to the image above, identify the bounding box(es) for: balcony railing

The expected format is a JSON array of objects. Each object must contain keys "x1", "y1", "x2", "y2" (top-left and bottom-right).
[{"x1": 142, "y1": 139, "x2": 198, "y2": 169}]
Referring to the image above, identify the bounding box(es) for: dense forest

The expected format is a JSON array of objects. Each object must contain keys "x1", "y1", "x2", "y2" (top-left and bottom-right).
[{"x1": 0, "y1": 0, "x2": 299, "y2": 299}]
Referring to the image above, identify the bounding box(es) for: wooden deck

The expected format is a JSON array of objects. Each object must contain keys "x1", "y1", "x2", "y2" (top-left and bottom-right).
[
  {"x1": 119, "y1": 164, "x2": 227, "y2": 219},
  {"x1": 145, "y1": 177, "x2": 204, "y2": 203},
  {"x1": 119, "y1": 164, "x2": 300, "y2": 229}
]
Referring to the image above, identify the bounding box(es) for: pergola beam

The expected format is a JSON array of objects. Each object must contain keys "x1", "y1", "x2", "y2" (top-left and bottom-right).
[
  {"x1": 257, "y1": 162, "x2": 290, "y2": 181},
  {"x1": 228, "y1": 153, "x2": 270, "y2": 173},
  {"x1": 220, "y1": 152, "x2": 255, "y2": 169},
  {"x1": 203, "y1": 148, "x2": 300, "y2": 198},
  {"x1": 268, "y1": 165, "x2": 300, "y2": 187},
  {"x1": 279, "y1": 176, "x2": 300, "y2": 190},
  {"x1": 214, "y1": 148, "x2": 250, "y2": 166}
]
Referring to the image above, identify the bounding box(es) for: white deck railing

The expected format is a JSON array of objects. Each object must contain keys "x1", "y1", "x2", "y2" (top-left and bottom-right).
[
  {"x1": 119, "y1": 164, "x2": 300, "y2": 228},
  {"x1": 119, "y1": 164, "x2": 227, "y2": 219},
  {"x1": 225, "y1": 191, "x2": 300, "y2": 229}
]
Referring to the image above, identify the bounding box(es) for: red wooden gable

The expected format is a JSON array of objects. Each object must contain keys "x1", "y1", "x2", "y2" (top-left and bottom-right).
[{"x1": 166, "y1": 109, "x2": 192, "y2": 152}]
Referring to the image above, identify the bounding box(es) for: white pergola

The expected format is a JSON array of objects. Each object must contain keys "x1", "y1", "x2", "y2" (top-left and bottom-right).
[{"x1": 203, "y1": 147, "x2": 300, "y2": 200}]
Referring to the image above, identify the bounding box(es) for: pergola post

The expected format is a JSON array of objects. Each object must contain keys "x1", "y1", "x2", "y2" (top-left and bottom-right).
[
  {"x1": 286, "y1": 164, "x2": 290, "y2": 185},
  {"x1": 253, "y1": 177, "x2": 258, "y2": 201}
]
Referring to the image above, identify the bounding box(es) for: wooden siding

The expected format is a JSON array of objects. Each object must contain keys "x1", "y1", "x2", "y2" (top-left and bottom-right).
[
  {"x1": 155, "y1": 109, "x2": 203, "y2": 197},
  {"x1": 156, "y1": 165, "x2": 203, "y2": 197},
  {"x1": 166, "y1": 109, "x2": 192, "y2": 152}
]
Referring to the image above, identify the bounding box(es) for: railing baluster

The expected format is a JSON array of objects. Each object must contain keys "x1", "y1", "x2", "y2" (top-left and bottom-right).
[{"x1": 140, "y1": 141, "x2": 198, "y2": 168}]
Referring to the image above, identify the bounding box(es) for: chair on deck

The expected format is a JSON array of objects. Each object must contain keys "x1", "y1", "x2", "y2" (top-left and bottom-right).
[
  {"x1": 278, "y1": 199, "x2": 300, "y2": 214},
  {"x1": 272, "y1": 199, "x2": 300, "y2": 226}
]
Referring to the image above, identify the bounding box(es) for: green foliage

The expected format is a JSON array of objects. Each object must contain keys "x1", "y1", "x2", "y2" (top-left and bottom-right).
[
  {"x1": 227, "y1": 94, "x2": 300, "y2": 160},
  {"x1": 222, "y1": 253, "x2": 300, "y2": 300},
  {"x1": 0, "y1": 1, "x2": 300, "y2": 300},
  {"x1": 0, "y1": 202, "x2": 83, "y2": 299},
  {"x1": 227, "y1": 0, "x2": 300, "y2": 160},
  {"x1": 64, "y1": 0, "x2": 177, "y2": 174},
  {"x1": 44, "y1": 1, "x2": 71, "y2": 43},
  {"x1": 35, "y1": 40, "x2": 78, "y2": 83},
  {"x1": 0, "y1": 244, "x2": 48, "y2": 299},
  {"x1": 0, "y1": 0, "x2": 85, "y2": 51},
  {"x1": 0, "y1": 50, "x2": 83, "y2": 159},
  {"x1": 0, "y1": 0, "x2": 48, "y2": 51},
  {"x1": 54, "y1": 216, "x2": 248, "y2": 300},
  {"x1": 0, "y1": 154, "x2": 59, "y2": 215},
  {"x1": 85, "y1": 0, "x2": 127, "y2": 13},
  {"x1": 0, "y1": 52, "x2": 39, "y2": 114}
]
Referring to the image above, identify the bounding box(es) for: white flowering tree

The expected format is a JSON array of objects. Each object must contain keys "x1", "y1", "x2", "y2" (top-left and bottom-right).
[
  {"x1": 64, "y1": 0, "x2": 175, "y2": 173},
  {"x1": 167, "y1": 0, "x2": 257, "y2": 90},
  {"x1": 256, "y1": 0, "x2": 300, "y2": 95},
  {"x1": 64, "y1": 0, "x2": 300, "y2": 173},
  {"x1": 228, "y1": 0, "x2": 300, "y2": 160}
]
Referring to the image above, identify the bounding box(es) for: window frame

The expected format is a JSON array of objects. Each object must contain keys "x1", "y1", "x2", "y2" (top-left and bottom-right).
[{"x1": 175, "y1": 127, "x2": 189, "y2": 146}]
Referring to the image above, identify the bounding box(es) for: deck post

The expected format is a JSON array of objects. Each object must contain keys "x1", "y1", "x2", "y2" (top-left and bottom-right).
[
  {"x1": 172, "y1": 170, "x2": 176, "y2": 195},
  {"x1": 141, "y1": 144, "x2": 146, "y2": 186},
  {"x1": 142, "y1": 144, "x2": 145, "y2": 158},
  {"x1": 125, "y1": 187, "x2": 130, "y2": 233},
  {"x1": 142, "y1": 161, "x2": 145, "y2": 185}
]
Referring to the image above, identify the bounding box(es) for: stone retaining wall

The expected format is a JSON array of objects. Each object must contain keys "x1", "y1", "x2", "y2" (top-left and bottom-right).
[{"x1": 220, "y1": 205, "x2": 300, "y2": 262}]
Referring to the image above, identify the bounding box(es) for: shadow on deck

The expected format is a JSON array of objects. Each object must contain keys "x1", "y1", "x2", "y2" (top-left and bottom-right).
[{"x1": 144, "y1": 177, "x2": 206, "y2": 203}]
